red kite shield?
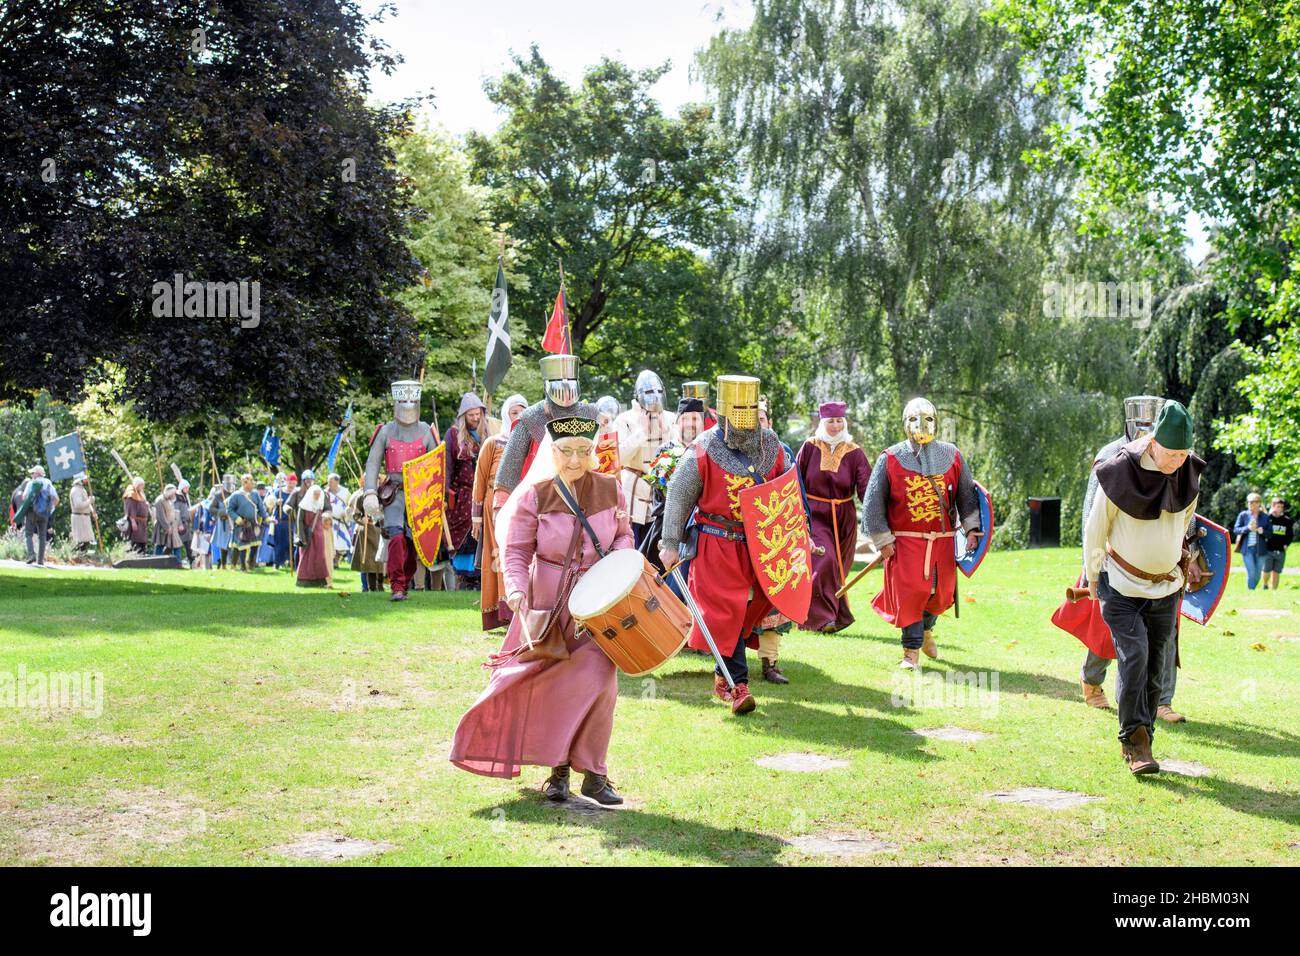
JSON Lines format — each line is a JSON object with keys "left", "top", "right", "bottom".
{"left": 739, "top": 465, "right": 813, "bottom": 624}
{"left": 403, "top": 442, "right": 447, "bottom": 568}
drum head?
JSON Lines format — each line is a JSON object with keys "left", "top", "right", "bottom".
{"left": 568, "top": 549, "right": 645, "bottom": 619}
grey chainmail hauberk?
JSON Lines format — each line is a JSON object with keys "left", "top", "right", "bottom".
{"left": 661, "top": 424, "right": 789, "bottom": 551}
{"left": 863, "top": 439, "right": 982, "bottom": 549}
{"left": 1079, "top": 434, "right": 1126, "bottom": 581}
{"left": 494, "top": 397, "right": 602, "bottom": 494}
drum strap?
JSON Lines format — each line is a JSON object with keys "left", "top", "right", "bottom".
{"left": 554, "top": 477, "right": 608, "bottom": 560}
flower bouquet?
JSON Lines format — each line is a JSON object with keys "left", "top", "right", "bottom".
{"left": 641, "top": 446, "right": 684, "bottom": 492}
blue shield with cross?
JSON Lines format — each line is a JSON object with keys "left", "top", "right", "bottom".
{"left": 44, "top": 432, "right": 86, "bottom": 481}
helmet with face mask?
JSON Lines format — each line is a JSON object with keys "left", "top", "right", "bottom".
{"left": 540, "top": 354, "right": 579, "bottom": 408}
{"left": 717, "top": 375, "right": 760, "bottom": 430}
{"left": 903, "top": 397, "right": 937, "bottom": 445}
{"left": 634, "top": 369, "right": 666, "bottom": 414}
{"left": 595, "top": 395, "right": 619, "bottom": 424}
{"left": 391, "top": 379, "right": 422, "bottom": 427}
{"left": 1123, "top": 395, "right": 1164, "bottom": 442}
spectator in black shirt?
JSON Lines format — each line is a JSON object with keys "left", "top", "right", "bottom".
{"left": 1263, "top": 496, "right": 1294, "bottom": 590}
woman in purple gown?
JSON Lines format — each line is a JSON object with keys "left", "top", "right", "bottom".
{"left": 797, "top": 401, "right": 872, "bottom": 633}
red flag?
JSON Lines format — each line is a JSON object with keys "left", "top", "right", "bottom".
{"left": 541, "top": 287, "right": 571, "bottom": 353}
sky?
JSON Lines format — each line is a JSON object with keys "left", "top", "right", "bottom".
{"left": 358, "top": 0, "right": 752, "bottom": 137}
{"left": 358, "top": 0, "right": 1208, "bottom": 263}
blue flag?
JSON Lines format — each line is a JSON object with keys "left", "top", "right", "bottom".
{"left": 45, "top": 432, "right": 86, "bottom": 481}
{"left": 260, "top": 425, "right": 280, "bottom": 467}
{"left": 325, "top": 402, "right": 352, "bottom": 475}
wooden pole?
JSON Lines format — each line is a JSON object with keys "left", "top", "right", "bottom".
{"left": 75, "top": 430, "right": 106, "bottom": 554}
{"left": 558, "top": 258, "right": 571, "bottom": 350}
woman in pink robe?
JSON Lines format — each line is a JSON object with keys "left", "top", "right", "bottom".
{"left": 295, "top": 485, "right": 332, "bottom": 588}
{"left": 450, "top": 416, "right": 634, "bottom": 805}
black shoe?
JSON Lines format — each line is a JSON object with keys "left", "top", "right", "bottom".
{"left": 580, "top": 772, "right": 623, "bottom": 805}
{"left": 24, "top": 557, "right": 35, "bottom": 564}
{"left": 542, "top": 765, "right": 570, "bottom": 801}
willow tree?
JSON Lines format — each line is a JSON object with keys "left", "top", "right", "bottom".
{"left": 698, "top": 0, "right": 1141, "bottom": 541}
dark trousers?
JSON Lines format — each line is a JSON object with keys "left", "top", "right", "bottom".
{"left": 715, "top": 634, "right": 749, "bottom": 686}
{"left": 23, "top": 514, "right": 49, "bottom": 563}
{"left": 1096, "top": 572, "right": 1179, "bottom": 744}
{"left": 900, "top": 612, "right": 938, "bottom": 649}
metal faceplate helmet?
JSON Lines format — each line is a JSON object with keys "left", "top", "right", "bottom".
{"left": 221, "top": 472, "right": 237, "bottom": 493}
{"left": 634, "top": 369, "right": 666, "bottom": 413}
{"left": 540, "top": 354, "right": 579, "bottom": 408}
{"left": 391, "top": 379, "right": 422, "bottom": 426}
{"left": 1123, "top": 395, "right": 1165, "bottom": 441}
{"left": 717, "top": 375, "right": 761, "bottom": 430}
{"left": 595, "top": 395, "right": 619, "bottom": 423}
{"left": 903, "top": 397, "right": 938, "bottom": 445}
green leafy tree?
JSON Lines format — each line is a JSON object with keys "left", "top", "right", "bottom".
{"left": 394, "top": 125, "right": 540, "bottom": 422}
{"left": 466, "top": 48, "right": 745, "bottom": 394}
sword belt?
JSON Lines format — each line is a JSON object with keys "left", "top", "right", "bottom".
{"left": 698, "top": 510, "right": 744, "bottom": 530}
{"left": 698, "top": 523, "right": 746, "bottom": 543}
{"left": 893, "top": 529, "right": 956, "bottom": 580}
{"left": 1105, "top": 543, "right": 1178, "bottom": 583}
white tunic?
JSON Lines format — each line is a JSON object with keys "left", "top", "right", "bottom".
{"left": 614, "top": 403, "right": 676, "bottom": 525}
{"left": 1083, "top": 448, "right": 1197, "bottom": 599}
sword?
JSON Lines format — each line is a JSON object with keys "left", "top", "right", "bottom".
{"left": 660, "top": 559, "right": 736, "bottom": 690}
{"left": 835, "top": 554, "right": 883, "bottom": 599}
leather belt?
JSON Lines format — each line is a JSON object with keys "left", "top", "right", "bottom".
{"left": 1105, "top": 543, "right": 1178, "bottom": 583}
{"left": 698, "top": 510, "right": 744, "bottom": 530}
{"left": 893, "top": 529, "right": 956, "bottom": 580}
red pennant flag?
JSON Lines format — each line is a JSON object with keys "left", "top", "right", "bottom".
{"left": 541, "top": 287, "right": 571, "bottom": 354}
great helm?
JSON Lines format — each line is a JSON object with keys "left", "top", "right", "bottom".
{"left": 716, "top": 375, "right": 760, "bottom": 430}
{"left": 1123, "top": 395, "right": 1164, "bottom": 442}
{"left": 681, "top": 380, "right": 709, "bottom": 401}
{"left": 540, "top": 354, "right": 579, "bottom": 408}
{"left": 634, "top": 369, "right": 666, "bottom": 413}
{"left": 391, "top": 379, "right": 422, "bottom": 426}
{"left": 903, "top": 397, "right": 937, "bottom": 445}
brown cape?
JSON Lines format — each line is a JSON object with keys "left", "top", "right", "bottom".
{"left": 1095, "top": 437, "right": 1202, "bottom": 520}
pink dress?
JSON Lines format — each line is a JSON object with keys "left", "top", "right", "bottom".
{"left": 449, "top": 472, "right": 633, "bottom": 778}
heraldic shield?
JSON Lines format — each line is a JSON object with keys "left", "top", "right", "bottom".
{"left": 739, "top": 464, "right": 813, "bottom": 624}
{"left": 402, "top": 443, "right": 447, "bottom": 568}
{"left": 1180, "top": 514, "right": 1230, "bottom": 626}
{"left": 956, "top": 481, "right": 994, "bottom": 578}
{"left": 1051, "top": 512, "right": 1231, "bottom": 659}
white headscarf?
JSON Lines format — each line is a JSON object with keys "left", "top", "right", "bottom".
{"left": 300, "top": 484, "right": 325, "bottom": 514}
{"left": 814, "top": 420, "right": 853, "bottom": 447}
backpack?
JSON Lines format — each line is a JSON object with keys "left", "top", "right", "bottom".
{"left": 29, "top": 479, "right": 53, "bottom": 519}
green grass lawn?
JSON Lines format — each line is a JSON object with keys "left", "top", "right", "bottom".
{"left": 0, "top": 545, "right": 1296, "bottom": 866}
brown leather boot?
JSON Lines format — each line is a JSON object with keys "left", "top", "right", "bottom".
{"left": 580, "top": 772, "right": 623, "bottom": 806}
{"left": 1081, "top": 680, "right": 1110, "bottom": 709}
{"left": 1156, "top": 704, "right": 1186, "bottom": 723}
{"left": 899, "top": 648, "right": 920, "bottom": 669}
{"left": 922, "top": 629, "right": 938, "bottom": 659}
{"left": 542, "top": 764, "right": 570, "bottom": 801}
{"left": 1121, "top": 726, "right": 1160, "bottom": 775}
{"left": 761, "top": 658, "right": 789, "bottom": 684}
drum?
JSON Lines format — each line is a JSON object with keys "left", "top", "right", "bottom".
{"left": 568, "top": 549, "right": 692, "bottom": 675}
